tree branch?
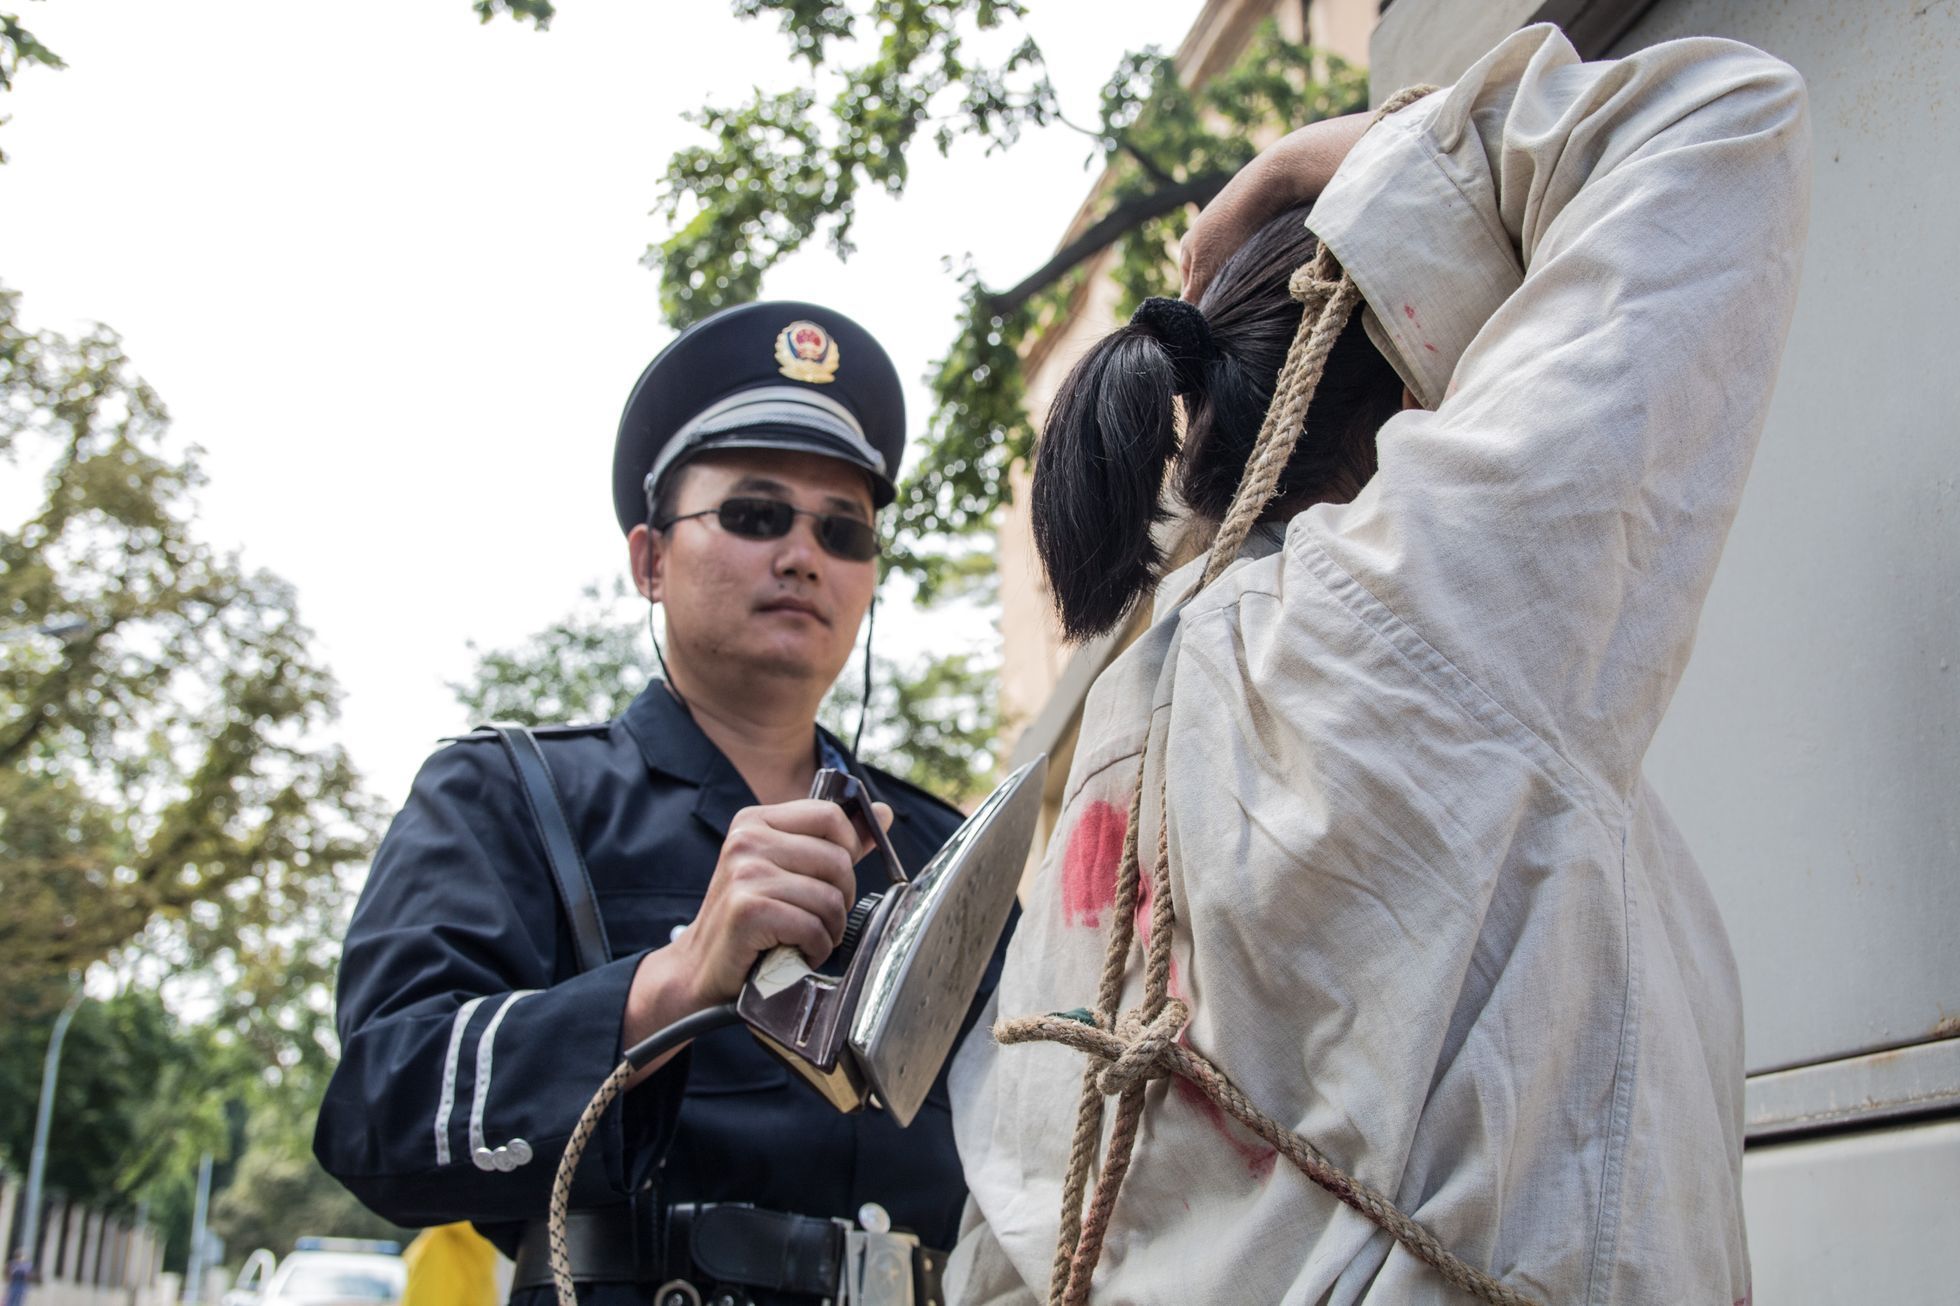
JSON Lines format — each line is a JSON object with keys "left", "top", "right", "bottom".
{"left": 980, "top": 171, "right": 1233, "bottom": 315}
{"left": 1051, "top": 110, "right": 1179, "bottom": 189}
{"left": 1120, "top": 142, "right": 1180, "bottom": 190}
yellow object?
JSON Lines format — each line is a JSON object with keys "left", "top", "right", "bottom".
{"left": 401, "top": 1223, "right": 500, "bottom": 1306}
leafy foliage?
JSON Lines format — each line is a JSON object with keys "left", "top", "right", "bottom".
{"left": 0, "top": 10, "right": 65, "bottom": 162}
{"left": 449, "top": 580, "right": 656, "bottom": 727}
{"left": 651, "top": 2, "right": 1051, "bottom": 327}
{"left": 886, "top": 265, "right": 1080, "bottom": 601}
{"left": 650, "top": 6, "right": 1366, "bottom": 585}
{"left": 0, "top": 986, "right": 396, "bottom": 1268}
{"left": 0, "top": 988, "right": 238, "bottom": 1265}
{"left": 471, "top": 0, "right": 556, "bottom": 29}
{"left": 914, "top": 28, "right": 1364, "bottom": 570}
{"left": 209, "top": 1091, "right": 410, "bottom": 1261}
{"left": 0, "top": 288, "right": 378, "bottom": 1067}
{"left": 819, "top": 649, "right": 999, "bottom": 804}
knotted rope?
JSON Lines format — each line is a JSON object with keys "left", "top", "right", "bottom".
{"left": 1201, "top": 80, "right": 1438, "bottom": 588}
{"left": 992, "top": 84, "right": 1540, "bottom": 1306}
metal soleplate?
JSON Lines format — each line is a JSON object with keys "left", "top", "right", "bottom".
{"left": 848, "top": 756, "right": 1046, "bottom": 1126}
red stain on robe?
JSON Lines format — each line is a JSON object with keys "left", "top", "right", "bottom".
{"left": 1174, "top": 1075, "right": 1279, "bottom": 1180}
{"left": 1061, "top": 800, "right": 1126, "bottom": 927}
{"left": 1067, "top": 799, "right": 1275, "bottom": 1177}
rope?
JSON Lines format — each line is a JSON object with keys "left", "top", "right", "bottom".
{"left": 1201, "top": 81, "right": 1441, "bottom": 589}
{"left": 993, "top": 1011, "right": 1539, "bottom": 1306}
{"left": 546, "top": 1057, "right": 634, "bottom": 1306}
{"left": 1044, "top": 775, "right": 1150, "bottom": 1297}
{"left": 993, "top": 84, "right": 1540, "bottom": 1306}
{"left": 1200, "top": 244, "right": 1359, "bottom": 586}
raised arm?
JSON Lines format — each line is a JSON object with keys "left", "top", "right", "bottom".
{"left": 1179, "top": 112, "right": 1372, "bottom": 302}
{"left": 1290, "top": 26, "right": 1810, "bottom": 799}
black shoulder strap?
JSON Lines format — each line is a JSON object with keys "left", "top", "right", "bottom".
{"left": 489, "top": 723, "right": 614, "bottom": 975}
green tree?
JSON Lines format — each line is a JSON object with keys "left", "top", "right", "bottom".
{"left": 208, "top": 1090, "right": 410, "bottom": 1260}
{"left": 0, "top": 988, "right": 237, "bottom": 1264}
{"left": 0, "top": 989, "right": 395, "bottom": 1269}
{"left": 819, "top": 650, "right": 999, "bottom": 805}
{"left": 449, "top": 580, "right": 656, "bottom": 728}
{"left": 0, "top": 11, "right": 65, "bottom": 162}
{"left": 0, "top": 289, "right": 377, "bottom": 1065}
{"left": 650, "top": 3, "right": 1366, "bottom": 590}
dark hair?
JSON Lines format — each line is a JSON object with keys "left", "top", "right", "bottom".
{"left": 1031, "top": 206, "right": 1405, "bottom": 640}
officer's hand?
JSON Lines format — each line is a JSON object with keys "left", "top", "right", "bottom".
{"left": 645, "top": 798, "right": 893, "bottom": 1019}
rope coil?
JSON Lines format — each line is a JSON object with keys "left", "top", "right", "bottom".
{"left": 992, "top": 84, "right": 1542, "bottom": 1306}
{"left": 546, "top": 1058, "right": 634, "bottom": 1306}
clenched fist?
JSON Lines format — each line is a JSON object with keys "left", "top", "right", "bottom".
{"left": 622, "top": 796, "right": 892, "bottom": 1062}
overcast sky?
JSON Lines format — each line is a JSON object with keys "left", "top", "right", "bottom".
{"left": 4, "top": 1, "right": 1200, "bottom": 805}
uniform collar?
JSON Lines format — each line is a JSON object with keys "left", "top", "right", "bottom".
{"left": 617, "top": 680, "right": 904, "bottom": 835}
{"left": 620, "top": 679, "right": 722, "bottom": 782}
{"left": 619, "top": 681, "right": 755, "bottom": 836}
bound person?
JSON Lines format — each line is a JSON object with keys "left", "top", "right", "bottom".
{"left": 316, "top": 302, "right": 1010, "bottom": 1306}
{"left": 949, "top": 25, "right": 1808, "bottom": 1304}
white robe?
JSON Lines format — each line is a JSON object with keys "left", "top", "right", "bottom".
{"left": 949, "top": 24, "right": 1810, "bottom": 1306}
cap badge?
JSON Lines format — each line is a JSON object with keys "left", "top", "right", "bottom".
{"left": 774, "top": 321, "right": 841, "bottom": 384}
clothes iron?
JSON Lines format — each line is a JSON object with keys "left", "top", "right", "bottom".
{"left": 737, "top": 757, "right": 1046, "bottom": 1126}
{"left": 547, "top": 759, "right": 1044, "bottom": 1306}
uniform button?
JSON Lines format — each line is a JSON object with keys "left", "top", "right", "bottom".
{"left": 491, "top": 1146, "right": 517, "bottom": 1173}
{"left": 471, "top": 1147, "right": 497, "bottom": 1172}
{"left": 506, "top": 1138, "right": 533, "bottom": 1166}
{"left": 857, "top": 1202, "right": 891, "bottom": 1234}
{"left": 669, "top": 922, "right": 688, "bottom": 943}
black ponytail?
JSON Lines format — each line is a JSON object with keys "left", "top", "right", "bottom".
{"left": 1030, "top": 328, "right": 1182, "bottom": 643}
{"left": 1033, "top": 205, "right": 1405, "bottom": 641}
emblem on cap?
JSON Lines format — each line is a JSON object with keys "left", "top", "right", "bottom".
{"left": 774, "top": 321, "right": 841, "bottom": 384}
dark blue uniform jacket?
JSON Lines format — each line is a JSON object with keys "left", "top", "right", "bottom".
{"left": 314, "top": 682, "right": 1010, "bottom": 1274}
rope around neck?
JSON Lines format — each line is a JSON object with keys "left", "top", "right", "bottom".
{"left": 990, "top": 84, "right": 1541, "bottom": 1306}
{"left": 1202, "top": 81, "right": 1438, "bottom": 588}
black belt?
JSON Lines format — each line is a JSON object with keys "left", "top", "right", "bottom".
{"left": 512, "top": 1203, "right": 946, "bottom": 1304}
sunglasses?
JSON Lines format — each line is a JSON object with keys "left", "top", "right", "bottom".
{"left": 656, "top": 497, "right": 880, "bottom": 562}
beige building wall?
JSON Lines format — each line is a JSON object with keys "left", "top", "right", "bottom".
{"left": 995, "top": 0, "right": 1381, "bottom": 880}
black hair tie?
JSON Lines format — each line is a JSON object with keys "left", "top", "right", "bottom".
{"left": 1130, "top": 297, "right": 1218, "bottom": 397}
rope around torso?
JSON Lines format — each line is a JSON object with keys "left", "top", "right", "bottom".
{"left": 989, "top": 83, "right": 1542, "bottom": 1306}
{"left": 992, "top": 1008, "right": 1540, "bottom": 1306}
{"left": 990, "top": 771, "right": 1538, "bottom": 1306}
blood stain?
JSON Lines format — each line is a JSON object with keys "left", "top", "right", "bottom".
{"left": 1174, "top": 1073, "right": 1277, "bottom": 1178}
{"left": 1062, "top": 800, "right": 1126, "bottom": 927}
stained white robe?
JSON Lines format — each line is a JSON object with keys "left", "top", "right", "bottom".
{"left": 949, "top": 24, "right": 1810, "bottom": 1305}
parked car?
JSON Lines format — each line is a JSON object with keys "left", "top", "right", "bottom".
{"left": 227, "top": 1240, "right": 404, "bottom": 1306}
{"left": 222, "top": 1249, "right": 278, "bottom": 1306}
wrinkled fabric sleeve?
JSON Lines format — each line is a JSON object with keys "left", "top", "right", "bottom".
{"left": 1303, "top": 25, "right": 1811, "bottom": 799}
{"left": 315, "top": 742, "right": 686, "bottom": 1226}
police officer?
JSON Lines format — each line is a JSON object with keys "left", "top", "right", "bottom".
{"left": 315, "top": 302, "right": 1007, "bottom": 1306}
